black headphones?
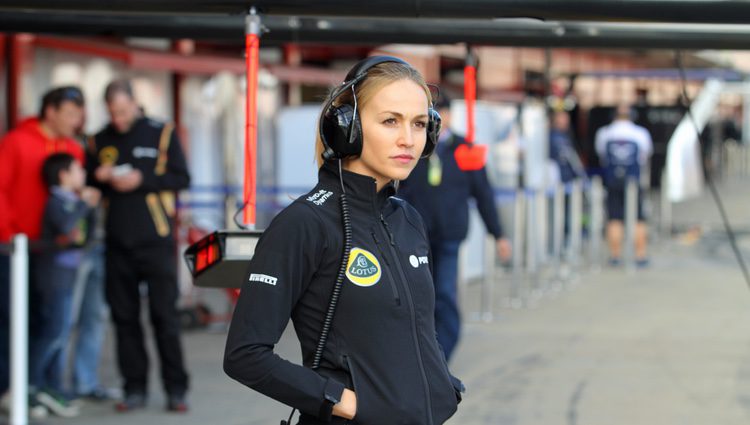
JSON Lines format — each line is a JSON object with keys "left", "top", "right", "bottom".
{"left": 319, "top": 55, "right": 441, "bottom": 161}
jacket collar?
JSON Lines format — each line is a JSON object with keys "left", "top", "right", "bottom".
{"left": 50, "top": 186, "right": 79, "bottom": 202}
{"left": 107, "top": 116, "right": 147, "bottom": 136}
{"left": 319, "top": 161, "right": 395, "bottom": 212}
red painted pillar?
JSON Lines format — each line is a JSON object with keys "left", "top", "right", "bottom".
{"left": 464, "top": 49, "right": 477, "bottom": 144}
{"left": 243, "top": 11, "right": 261, "bottom": 228}
{"left": 8, "top": 34, "right": 34, "bottom": 129}
{"left": 455, "top": 46, "right": 486, "bottom": 172}
{"left": 0, "top": 34, "right": 6, "bottom": 135}
{"left": 172, "top": 39, "right": 194, "bottom": 130}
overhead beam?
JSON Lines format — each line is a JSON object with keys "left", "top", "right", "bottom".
{"left": 4, "top": 13, "right": 750, "bottom": 50}
{"left": 1, "top": 1, "right": 750, "bottom": 23}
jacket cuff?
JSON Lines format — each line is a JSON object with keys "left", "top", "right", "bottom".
{"left": 317, "top": 377, "right": 346, "bottom": 422}
{"left": 450, "top": 375, "right": 465, "bottom": 404}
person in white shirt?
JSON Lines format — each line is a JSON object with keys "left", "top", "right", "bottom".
{"left": 595, "top": 104, "right": 653, "bottom": 267}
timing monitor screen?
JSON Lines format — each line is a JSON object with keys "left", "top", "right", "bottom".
{"left": 184, "top": 230, "right": 263, "bottom": 288}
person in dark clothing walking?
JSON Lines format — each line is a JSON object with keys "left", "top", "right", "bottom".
{"left": 224, "top": 56, "right": 463, "bottom": 425}
{"left": 87, "top": 80, "right": 190, "bottom": 412}
{"left": 399, "top": 94, "right": 511, "bottom": 361}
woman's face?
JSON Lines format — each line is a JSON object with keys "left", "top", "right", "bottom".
{"left": 346, "top": 78, "right": 429, "bottom": 190}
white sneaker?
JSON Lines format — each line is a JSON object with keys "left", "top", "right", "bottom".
{"left": 35, "top": 390, "right": 80, "bottom": 418}
{"left": 29, "top": 403, "right": 49, "bottom": 420}
{"left": 1, "top": 391, "right": 50, "bottom": 419}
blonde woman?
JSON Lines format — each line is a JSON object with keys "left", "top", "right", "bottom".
{"left": 224, "top": 56, "right": 463, "bottom": 425}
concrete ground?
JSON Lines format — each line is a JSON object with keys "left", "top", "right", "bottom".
{"left": 10, "top": 175, "right": 750, "bottom": 425}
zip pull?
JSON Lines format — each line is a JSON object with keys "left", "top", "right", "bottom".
{"left": 371, "top": 232, "right": 391, "bottom": 265}
{"left": 380, "top": 214, "right": 396, "bottom": 246}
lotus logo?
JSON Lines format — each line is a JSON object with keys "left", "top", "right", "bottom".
{"left": 346, "top": 248, "right": 381, "bottom": 287}
{"left": 99, "top": 146, "right": 119, "bottom": 165}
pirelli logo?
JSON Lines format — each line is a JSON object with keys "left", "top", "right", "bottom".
{"left": 249, "top": 273, "right": 278, "bottom": 286}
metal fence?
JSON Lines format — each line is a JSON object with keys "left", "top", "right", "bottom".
{"left": 464, "top": 176, "right": 650, "bottom": 319}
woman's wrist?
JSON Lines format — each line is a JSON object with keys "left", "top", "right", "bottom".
{"left": 332, "top": 388, "right": 357, "bottom": 419}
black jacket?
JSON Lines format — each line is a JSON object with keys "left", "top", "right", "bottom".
{"left": 87, "top": 117, "right": 190, "bottom": 248}
{"left": 399, "top": 133, "right": 502, "bottom": 242}
{"left": 224, "top": 163, "right": 462, "bottom": 425}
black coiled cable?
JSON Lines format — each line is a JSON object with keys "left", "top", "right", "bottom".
{"left": 282, "top": 191, "right": 353, "bottom": 425}
{"left": 312, "top": 193, "right": 352, "bottom": 368}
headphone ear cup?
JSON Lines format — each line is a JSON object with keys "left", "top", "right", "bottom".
{"left": 422, "top": 107, "right": 442, "bottom": 158}
{"left": 322, "top": 103, "right": 362, "bottom": 159}
{"left": 350, "top": 113, "right": 363, "bottom": 155}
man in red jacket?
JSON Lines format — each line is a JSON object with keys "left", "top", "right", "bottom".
{"left": 0, "top": 86, "right": 85, "bottom": 406}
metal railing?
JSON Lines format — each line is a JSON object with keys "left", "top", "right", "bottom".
{"left": 467, "top": 175, "right": 647, "bottom": 319}
{"left": 9, "top": 234, "right": 29, "bottom": 425}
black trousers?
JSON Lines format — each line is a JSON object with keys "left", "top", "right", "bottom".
{"left": 105, "top": 243, "right": 189, "bottom": 396}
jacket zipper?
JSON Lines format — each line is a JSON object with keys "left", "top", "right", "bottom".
{"left": 371, "top": 231, "right": 401, "bottom": 305}
{"left": 344, "top": 355, "right": 359, "bottom": 392}
{"left": 379, "top": 213, "right": 434, "bottom": 425}
{"left": 342, "top": 355, "right": 359, "bottom": 425}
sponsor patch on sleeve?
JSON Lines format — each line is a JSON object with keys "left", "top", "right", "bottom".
{"left": 249, "top": 273, "right": 278, "bottom": 286}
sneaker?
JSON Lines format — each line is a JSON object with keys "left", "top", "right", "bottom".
{"left": 78, "top": 387, "right": 116, "bottom": 402}
{"left": 0, "top": 391, "right": 49, "bottom": 419}
{"left": 35, "top": 389, "right": 80, "bottom": 418}
{"left": 166, "top": 393, "right": 188, "bottom": 413}
{"left": 636, "top": 258, "right": 650, "bottom": 268}
{"left": 115, "top": 392, "right": 146, "bottom": 412}
{"left": 29, "top": 403, "right": 50, "bottom": 420}
{"left": 607, "top": 257, "right": 621, "bottom": 267}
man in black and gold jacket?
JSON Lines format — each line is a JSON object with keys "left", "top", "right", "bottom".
{"left": 87, "top": 80, "right": 190, "bottom": 413}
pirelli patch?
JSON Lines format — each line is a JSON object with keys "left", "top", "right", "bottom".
{"left": 346, "top": 248, "right": 381, "bottom": 287}
{"left": 249, "top": 273, "right": 277, "bottom": 286}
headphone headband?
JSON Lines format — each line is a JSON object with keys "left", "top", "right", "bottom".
{"left": 319, "top": 55, "right": 440, "bottom": 161}
{"left": 321, "top": 55, "right": 411, "bottom": 122}
{"left": 344, "top": 55, "right": 409, "bottom": 83}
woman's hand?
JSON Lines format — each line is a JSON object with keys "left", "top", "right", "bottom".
{"left": 332, "top": 388, "right": 357, "bottom": 420}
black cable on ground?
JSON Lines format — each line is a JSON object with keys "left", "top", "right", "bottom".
{"left": 675, "top": 50, "right": 750, "bottom": 289}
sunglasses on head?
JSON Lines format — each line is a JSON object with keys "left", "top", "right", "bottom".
{"left": 57, "top": 87, "right": 84, "bottom": 103}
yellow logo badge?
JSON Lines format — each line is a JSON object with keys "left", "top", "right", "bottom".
{"left": 99, "top": 146, "right": 119, "bottom": 165}
{"left": 346, "top": 248, "right": 381, "bottom": 287}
